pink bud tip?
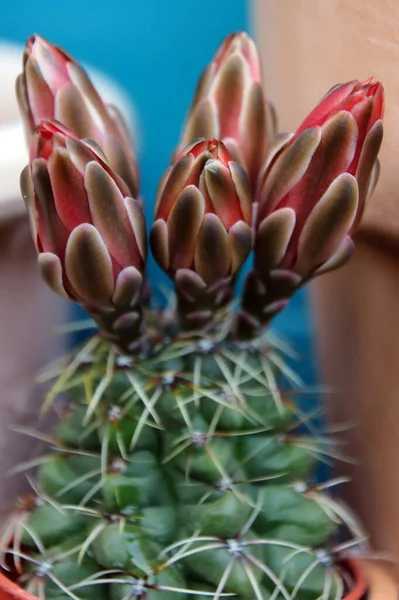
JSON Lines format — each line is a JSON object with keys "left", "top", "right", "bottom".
{"left": 295, "top": 79, "right": 384, "bottom": 139}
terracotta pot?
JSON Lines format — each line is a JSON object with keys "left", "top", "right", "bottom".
{"left": 0, "top": 559, "right": 394, "bottom": 600}
{"left": 252, "top": 0, "right": 399, "bottom": 577}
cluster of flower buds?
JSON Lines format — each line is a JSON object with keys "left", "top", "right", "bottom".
{"left": 237, "top": 78, "right": 384, "bottom": 337}
{"left": 17, "top": 31, "right": 385, "bottom": 344}
{"left": 151, "top": 138, "right": 252, "bottom": 329}
{"left": 17, "top": 35, "right": 139, "bottom": 198}
{"left": 179, "top": 32, "right": 274, "bottom": 191}
{"left": 17, "top": 37, "right": 146, "bottom": 353}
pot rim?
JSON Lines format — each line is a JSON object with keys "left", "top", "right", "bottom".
{"left": 343, "top": 558, "right": 367, "bottom": 599}
{"left": 0, "top": 567, "right": 34, "bottom": 600}
{"left": 0, "top": 558, "right": 382, "bottom": 600}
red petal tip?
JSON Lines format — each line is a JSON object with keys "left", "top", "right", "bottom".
{"left": 25, "top": 35, "right": 37, "bottom": 54}
{"left": 37, "top": 119, "right": 76, "bottom": 140}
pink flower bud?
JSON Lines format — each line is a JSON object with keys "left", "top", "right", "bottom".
{"left": 256, "top": 79, "right": 384, "bottom": 280}
{"left": 179, "top": 32, "right": 273, "bottom": 191}
{"left": 22, "top": 120, "right": 146, "bottom": 311}
{"left": 150, "top": 138, "right": 253, "bottom": 286}
{"left": 17, "top": 35, "right": 139, "bottom": 197}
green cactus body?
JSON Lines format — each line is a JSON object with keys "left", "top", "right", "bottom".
{"left": 3, "top": 336, "right": 360, "bottom": 600}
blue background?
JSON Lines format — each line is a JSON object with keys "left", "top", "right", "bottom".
{"left": 1, "top": 0, "right": 315, "bottom": 384}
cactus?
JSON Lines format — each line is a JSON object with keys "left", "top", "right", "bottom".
{"left": 1, "top": 33, "right": 384, "bottom": 600}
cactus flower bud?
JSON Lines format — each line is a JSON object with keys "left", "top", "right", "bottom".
{"left": 151, "top": 138, "right": 252, "bottom": 283}
{"left": 21, "top": 120, "right": 147, "bottom": 353}
{"left": 237, "top": 79, "right": 384, "bottom": 339}
{"left": 179, "top": 32, "right": 273, "bottom": 191}
{"left": 151, "top": 138, "right": 253, "bottom": 330}
{"left": 256, "top": 79, "right": 383, "bottom": 280}
{"left": 17, "top": 35, "right": 139, "bottom": 197}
